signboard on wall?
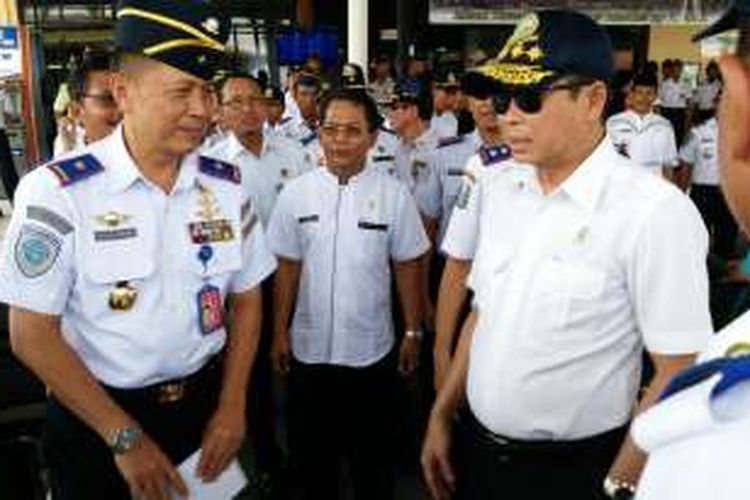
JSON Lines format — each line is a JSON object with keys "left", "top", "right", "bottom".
{"left": 0, "top": 26, "right": 20, "bottom": 77}
{"left": 430, "top": 0, "right": 731, "bottom": 25}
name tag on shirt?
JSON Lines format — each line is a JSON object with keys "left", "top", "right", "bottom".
{"left": 358, "top": 221, "right": 389, "bottom": 232}
{"left": 298, "top": 214, "right": 319, "bottom": 224}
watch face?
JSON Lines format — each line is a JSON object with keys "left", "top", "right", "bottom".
{"left": 111, "top": 427, "right": 142, "bottom": 454}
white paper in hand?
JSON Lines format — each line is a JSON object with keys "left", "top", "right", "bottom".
{"left": 172, "top": 449, "right": 247, "bottom": 499}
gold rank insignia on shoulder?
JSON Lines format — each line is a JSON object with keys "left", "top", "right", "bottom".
{"left": 109, "top": 281, "right": 138, "bottom": 311}
{"left": 96, "top": 211, "right": 132, "bottom": 228}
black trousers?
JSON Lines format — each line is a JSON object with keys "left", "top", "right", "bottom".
{"left": 246, "top": 277, "right": 281, "bottom": 475}
{"left": 691, "top": 184, "right": 739, "bottom": 261}
{"left": 0, "top": 128, "right": 17, "bottom": 203}
{"left": 454, "top": 409, "right": 627, "bottom": 500}
{"left": 43, "top": 358, "right": 222, "bottom": 500}
{"left": 660, "top": 107, "right": 687, "bottom": 146}
{"left": 288, "top": 352, "right": 398, "bottom": 500}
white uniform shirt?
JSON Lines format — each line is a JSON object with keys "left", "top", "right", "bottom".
{"left": 659, "top": 78, "right": 690, "bottom": 109}
{"left": 282, "top": 89, "right": 301, "bottom": 121}
{"left": 278, "top": 116, "right": 317, "bottom": 145}
{"left": 466, "top": 137, "right": 711, "bottom": 440}
{"left": 0, "top": 126, "right": 277, "bottom": 388}
{"left": 420, "top": 131, "right": 496, "bottom": 243}
{"left": 606, "top": 110, "right": 679, "bottom": 175}
{"left": 430, "top": 112, "right": 458, "bottom": 140}
{"left": 266, "top": 166, "right": 430, "bottom": 367}
{"left": 693, "top": 79, "right": 722, "bottom": 111}
{"left": 440, "top": 154, "right": 532, "bottom": 261}
{"left": 205, "top": 131, "right": 313, "bottom": 225}
{"left": 680, "top": 117, "right": 719, "bottom": 186}
{"left": 391, "top": 127, "right": 440, "bottom": 216}
{"left": 634, "top": 311, "right": 750, "bottom": 500}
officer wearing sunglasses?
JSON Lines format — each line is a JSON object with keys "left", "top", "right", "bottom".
{"left": 421, "top": 9, "right": 712, "bottom": 500}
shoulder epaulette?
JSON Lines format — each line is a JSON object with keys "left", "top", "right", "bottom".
{"left": 301, "top": 132, "right": 318, "bottom": 146}
{"left": 199, "top": 156, "right": 241, "bottom": 184}
{"left": 479, "top": 144, "right": 512, "bottom": 166}
{"left": 279, "top": 116, "right": 293, "bottom": 125}
{"left": 378, "top": 126, "right": 396, "bottom": 135}
{"left": 372, "top": 155, "right": 395, "bottom": 163}
{"left": 47, "top": 154, "right": 104, "bottom": 187}
{"left": 438, "top": 135, "right": 465, "bottom": 148}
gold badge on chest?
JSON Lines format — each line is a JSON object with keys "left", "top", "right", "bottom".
{"left": 109, "top": 281, "right": 138, "bottom": 311}
{"left": 189, "top": 183, "right": 235, "bottom": 244}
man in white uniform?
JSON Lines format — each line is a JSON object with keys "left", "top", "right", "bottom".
{"left": 0, "top": 2, "right": 277, "bottom": 498}
{"left": 207, "top": 73, "right": 313, "bottom": 226}
{"left": 430, "top": 69, "right": 460, "bottom": 140}
{"left": 680, "top": 111, "right": 738, "bottom": 261}
{"left": 267, "top": 88, "right": 429, "bottom": 500}
{"left": 607, "top": 71, "right": 680, "bottom": 181}
{"left": 421, "top": 10, "right": 712, "bottom": 500}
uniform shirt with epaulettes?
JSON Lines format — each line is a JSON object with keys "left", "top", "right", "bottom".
{"left": 634, "top": 309, "right": 750, "bottom": 500}
{"left": 369, "top": 126, "right": 399, "bottom": 176}
{"left": 693, "top": 79, "right": 722, "bottom": 111}
{"left": 606, "top": 110, "right": 679, "bottom": 175}
{"left": 418, "top": 131, "right": 513, "bottom": 244}
{"left": 0, "top": 126, "right": 277, "bottom": 389}
{"left": 266, "top": 164, "right": 430, "bottom": 367}
{"left": 680, "top": 117, "right": 719, "bottom": 186}
{"left": 439, "top": 148, "right": 531, "bottom": 261}
{"left": 205, "top": 130, "right": 314, "bottom": 226}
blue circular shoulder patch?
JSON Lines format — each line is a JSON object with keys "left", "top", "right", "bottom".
{"left": 14, "top": 224, "right": 62, "bottom": 278}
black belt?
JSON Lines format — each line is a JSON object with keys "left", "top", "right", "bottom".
{"left": 103, "top": 355, "right": 222, "bottom": 406}
{"left": 460, "top": 408, "right": 628, "bottom": 458}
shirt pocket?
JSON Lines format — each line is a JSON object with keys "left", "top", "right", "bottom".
{"left": 531, "top": 258, "right": 607, "bottom": 332}
{"left": 78, "top": 224, "right": 156, "bottom": 320}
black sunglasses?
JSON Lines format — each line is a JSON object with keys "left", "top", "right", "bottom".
{"left": 491, "top": 79, "right": 595, "bottom": 115}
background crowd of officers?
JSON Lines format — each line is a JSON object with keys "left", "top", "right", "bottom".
{"left": 6, "top": 4, "right": 740, "bottom": 499}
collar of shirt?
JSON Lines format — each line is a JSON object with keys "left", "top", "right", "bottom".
{"left": 539, "top": 136, "right": 612, "bottom": 214}
{"left": 404, "top": 127, "right": 436, "bottom": 150}
{"left": 321, "top": 161, "right": 374, "bottom": 186}
{"left": 225, "top": 130, "right": 273, "bottom": 161}
{"left": 105, "top": 124, "right": 199, "bottom": 195}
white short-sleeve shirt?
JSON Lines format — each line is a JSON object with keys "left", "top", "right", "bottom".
{"left": 266, "top": 165, "right": 430, "bottom": 367}
{"left": 634, "top": 311, "right": 750, "bottom": 500}
{"left": 440, "top": 154, "right": 531, "bottom": 260}
{"left": 693, "top": 80, "right": 722, "bottom": 111}
{"left": 659, "top": 79, "right": 690, "bottom": 109}
{"left": 680, "top": 117, "right": 719, "bottom": 186}
{"left": 466, "top": 136, "right": 712, "bottom": 440}
{"left": 205, "top": 131, "right": 313, "bottom": 225}
{"left": 430, "top": 112, "right": 458, "bottom": 140}
{"left": 0, "top": 126, "right": 277, "bottom": 388}
{"left": 392, "top": 127, "right": 440, "bottom": 216}
{"left": 606, "top": 110, "right": 679, "bottom": 175}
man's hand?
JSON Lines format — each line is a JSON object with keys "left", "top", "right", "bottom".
{"left": 114, "top": 433, "right": 188, "bottom": 500}
{"left": 398, "top": 335, "right": 421, "bottom": 377}
{"left": 196, "top": 405, "right": 246, "bottom": 482}
{"left": 421, "top": 410, "right": 456, "bottom": 500}
{"left": 271, "top": 330, "right": 291, "bottom": 376}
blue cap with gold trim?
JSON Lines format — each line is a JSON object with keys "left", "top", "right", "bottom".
{"left": 114, "top": 0, "right": 230, "bottom": 81}
{"left": 474, "top": 9, "right": 613, "bottom": 88}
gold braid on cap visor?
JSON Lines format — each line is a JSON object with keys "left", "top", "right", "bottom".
{"left": 476, "top": 62, "right": 555, "bottom": 86}
{"left": 116, "top": 7, "right": 226, "bottom": 55}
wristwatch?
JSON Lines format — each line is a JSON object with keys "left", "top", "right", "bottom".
{"left": 603, "top": 477, "right": 636, "bottom": 499}
{"left": 109, "top": 426, "right": 143, "bottom": 455}
{"left": 405, "top": 329, "right": 423, "bottom": 341}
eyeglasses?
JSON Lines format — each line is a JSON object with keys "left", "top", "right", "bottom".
{"left": 491, "top": 78, "right": 595, "bottom": 115}
{"left": 320, "top": 123, "right": 367, "bottom": 140}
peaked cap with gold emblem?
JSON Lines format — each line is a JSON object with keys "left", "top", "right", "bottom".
{"left": 114, "top": 0, "right": 230, "bottom": 81}
{"left": 473, "top": 9, "right": 614, "bottom": 88}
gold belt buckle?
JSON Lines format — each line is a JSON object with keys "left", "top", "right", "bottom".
{"left": 158, "top": 382, "right": 185, "bottom": 404}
